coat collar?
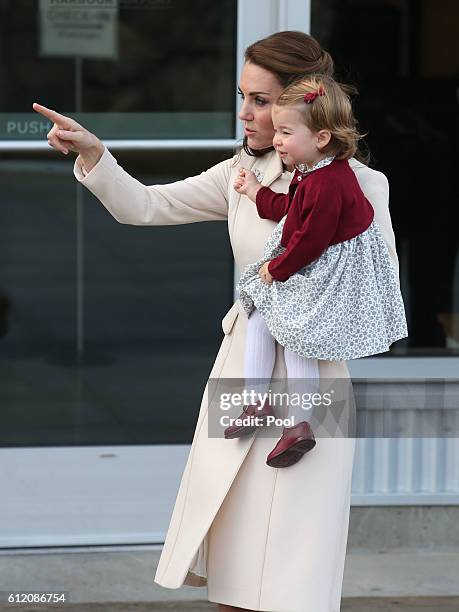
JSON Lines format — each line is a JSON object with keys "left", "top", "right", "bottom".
{"left": 245, "top": 149, "right": 287, "bottom": 188}
{"left": 261, "top": 151, "right": 285, "bottom": 187}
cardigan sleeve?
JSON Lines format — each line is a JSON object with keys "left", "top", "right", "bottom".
{"left": 267, "top": 179, "right": 342, "bottom": 282}
{"left": 73, "top": 146, "right": 231, "bottom": 225}
{"left": 255, "top": 186, "right": 291, "bottom": 222}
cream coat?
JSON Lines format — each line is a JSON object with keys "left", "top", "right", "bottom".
{"left": 74, "top": 148, "right": 398, "bottom": 612}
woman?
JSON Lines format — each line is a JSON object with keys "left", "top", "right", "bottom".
{"left": 34, "top": 31, "right": 399, "bottom": 612}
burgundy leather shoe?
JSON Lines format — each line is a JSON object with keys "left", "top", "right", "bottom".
{"left": 266, "top": 421, "right": 316, "bottom": 468}
{"left": 224, "top": 400, "right": 274, "bottom": 439}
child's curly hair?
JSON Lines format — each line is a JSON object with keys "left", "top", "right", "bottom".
{"left": 274, "top": 74, "right": 366, "bottom": 160}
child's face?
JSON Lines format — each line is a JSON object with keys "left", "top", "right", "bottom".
{"left": 272, "top": 106, "right": 328, "bottom": 167}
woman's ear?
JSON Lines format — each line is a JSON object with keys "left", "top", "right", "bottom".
{"left": 316, "top": 129, "right": 331, "bottom": 150}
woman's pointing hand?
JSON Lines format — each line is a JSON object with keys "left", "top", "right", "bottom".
{"left": 32, "top": 102, "right": 105, "bottom": 172}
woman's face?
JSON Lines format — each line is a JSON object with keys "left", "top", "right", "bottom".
{"left": 238, "top": 62, "right": 284, "bottom": 150}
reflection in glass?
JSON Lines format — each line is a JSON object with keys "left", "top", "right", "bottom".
{"left": 0, "top": 150, "right": 234, "bottom": 446}
{"left": 0, "top": 0, "right": 237, "bottom": 139}
{"left": 312, "top": 0, "right": 459, "bottom": 355}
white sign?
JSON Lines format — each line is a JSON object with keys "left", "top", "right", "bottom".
{"left": 39, "top": 0, "right": 118, "bottom": 59}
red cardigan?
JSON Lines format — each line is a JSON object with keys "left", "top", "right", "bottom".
{"left": 255, "top": 158, "right": 375, "bottom": 282}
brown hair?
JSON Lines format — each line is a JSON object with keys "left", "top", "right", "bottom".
{"left": 237, "top": 30, "right": 369, "bottom": 164}
{"left": 240, "top": 31, "right": 334, "bottom": 158}
{"left": 245, "top": 30, "right": 334, "bottom": 87}
{"left": 274, "top": 74, "right": 366, "bottom": 160}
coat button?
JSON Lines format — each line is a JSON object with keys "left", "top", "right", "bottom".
{"left": 298, "top": 176, "right": 302, "bottom": 181}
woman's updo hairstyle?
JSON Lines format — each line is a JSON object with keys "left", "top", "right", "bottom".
{"left": 244, "top": 30, "right": 334, "bottom": 89}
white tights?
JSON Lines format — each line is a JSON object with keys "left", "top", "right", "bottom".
{"left": 244, "top": 308, "right": 319, "bottom": 424}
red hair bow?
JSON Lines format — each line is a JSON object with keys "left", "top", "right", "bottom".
{"left": 304, "top": 87, "right": 325, "bottom": 103}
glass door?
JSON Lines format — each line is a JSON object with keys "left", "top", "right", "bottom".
{"left": 1, "top": 0, "right": 312, "bottom": 549}
{"left": 0, "top": 0, "right": 313, "bottom": 548}
{"left": 0, "top": 0, "right": 237, "bottom": 547}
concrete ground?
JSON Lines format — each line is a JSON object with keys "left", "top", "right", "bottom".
{"left": 0, "top": 598, "right": 459, "bottom": 611}
{"left": 0, "top": 546, "right": 459, "bottom": 611}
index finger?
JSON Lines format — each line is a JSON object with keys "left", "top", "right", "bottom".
{"left": 32, "top": 102, "right": 73, "bottom": 128}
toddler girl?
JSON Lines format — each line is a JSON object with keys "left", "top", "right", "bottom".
{"left": 224, "top": 75, "right": 408, "bottom": 468}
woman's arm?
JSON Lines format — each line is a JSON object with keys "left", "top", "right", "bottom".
{"left": 32, "top": 103, "right": 230, "bottom": 226}
{"left": 349, "top": 160, "right": 400, "bottom": 279}
{"left": 74, "top": 147, "right": 231, "bottom": 226}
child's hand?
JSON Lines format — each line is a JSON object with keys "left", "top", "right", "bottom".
{"left": 258, "top": 261, "right": 273, "bottom": 285}
{"left": 234, "top": 168, "right": 262, "bottom": 202}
